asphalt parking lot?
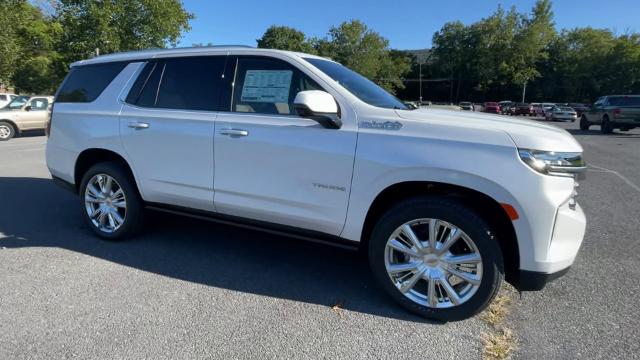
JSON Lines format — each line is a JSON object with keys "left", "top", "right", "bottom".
{"left": 1, "top": 121, "right": 639, "bottom": 359}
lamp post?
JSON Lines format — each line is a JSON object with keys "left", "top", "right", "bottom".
{"left": 419, "top": 62, "right": 423, "bottom": 104}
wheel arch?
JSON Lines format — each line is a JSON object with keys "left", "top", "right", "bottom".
{"left": 74, "top": 148, "right": 139, "bottom": 193}
{"left": 360, "top": 181, "right": 520, "bottom": 284}
{"left": 0, "top": 119, "right": 20, "bottom": 134}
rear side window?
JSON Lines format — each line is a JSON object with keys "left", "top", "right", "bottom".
{"left": 0, "top": 95, "right": 6, "bottom": 101}
{"left": 127, "top": 56, "right": 227, "bottom": 111}
{"left": 56, "top": 62, "right": 127, "bottom": 103}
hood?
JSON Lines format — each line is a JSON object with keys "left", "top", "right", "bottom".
{"left": 395, "top": 108, "right": 583, "bottom": 153}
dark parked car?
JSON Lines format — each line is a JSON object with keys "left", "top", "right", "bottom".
{"left": 498, "top": 101, "right": 514, "bottom": 115}
{"left": 513, "top": 103, "right": 533, "bottom": 116}
{"left": 568, "top": 103, "right": 590, "bottom": 117}
{"left": 483, "top": 102, "right": 500, "bottom": 114}
{"left": 580, "top": 95, "right": 640, "bottom": 133}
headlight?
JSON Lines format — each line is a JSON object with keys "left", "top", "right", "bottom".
{"left": 518, "top": 148, "right": 586, "bottom": 178}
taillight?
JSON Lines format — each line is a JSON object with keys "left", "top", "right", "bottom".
{"left": 45, "top": 103, "right": 54, "bottom": 137}
{"left": 613, "top": 108, "right": 621, "bottom": 117}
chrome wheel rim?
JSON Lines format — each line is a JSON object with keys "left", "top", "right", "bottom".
{"left": 384, "top": 218, "right": 483, "bottom": 308}
{"left": 0, "top": 125, "right": 11, "bottom": 139}
{"left": 84, "top": 174, "right": 126, "bottom": 233}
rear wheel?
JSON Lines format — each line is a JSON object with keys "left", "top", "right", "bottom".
{"left": 601, "top": 115, "right": 613, "bottom": 134}
{"left": 580, "top": 116, "right": 590, "bottom": 130}
{"left": 79, "top": 161, "right": 144, "bottom": 240}
{"left": 368, "top": 196, "right": 504, "bottom": 321}
{"left": 0, "top": 121, "right": 15, "bottom": 141}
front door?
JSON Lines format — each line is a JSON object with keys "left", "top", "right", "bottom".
{"left": 119, "top": 56, "right": 227, "bottom": 212}
{"left": 20, "top": 97, "right": 50, "bottom": 130}
{"left": 213, "top": 56, "right": 357, "bottom": 235}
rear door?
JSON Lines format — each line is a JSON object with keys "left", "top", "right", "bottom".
{"left": 119, "top": 56, "right": 227, "bottom": 212}
{"left": 213, "top": 55, "right": 357, "bottom": 235}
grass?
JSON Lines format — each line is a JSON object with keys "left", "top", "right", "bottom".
{"left": 480, "top": 285, "right": 518, "bottom": 360}
{"left": 483, "top": 328, "right": 517, "bottom": 360}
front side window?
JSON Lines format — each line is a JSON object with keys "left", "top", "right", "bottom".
{"left": 231, "top": 57, "right": 323, "bottom": 115}
{"left": 29, "top": 98, "right": 49, "bottom": 110}
{"left": 127, "top": 56, "right": 226, "bottom": 111}
{"left": 303, "top": 57, "right": 407, "bottom": 110}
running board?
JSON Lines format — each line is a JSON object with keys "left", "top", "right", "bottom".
{"left": 145, "top": 204, "right": 360, "bottom": 251}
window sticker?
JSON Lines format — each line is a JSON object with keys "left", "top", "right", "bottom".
{"left": 240, "top": 70, "right": 293, "bottom": 103}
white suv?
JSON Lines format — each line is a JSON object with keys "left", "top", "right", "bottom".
{"left": 46, "top": 46, "right": 587, "bottom": 321}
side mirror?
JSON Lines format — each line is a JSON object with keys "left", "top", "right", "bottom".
{"left": 24, "top": 105, "right": 32, "bottom": 112}
{"left": 293, "top": 90, "right": 342, "bottom": 129}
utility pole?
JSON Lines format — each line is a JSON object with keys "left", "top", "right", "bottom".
{"left": 522, "top": 78, "right": 528, "bottom": 103}
{"left": 419, "top": 62, "right": 423, "bottom": 104}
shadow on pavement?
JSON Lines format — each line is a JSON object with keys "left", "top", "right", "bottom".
{"left": 565, "top": 128, "right": 640, "bottom": 137}
{"left": 0, "top": 176, "right": 430, "bottom": 323}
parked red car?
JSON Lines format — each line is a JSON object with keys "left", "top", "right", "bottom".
{"left": 483, "top": 102, "right": 500, "bottom": 114}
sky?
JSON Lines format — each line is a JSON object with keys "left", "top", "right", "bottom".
{"left": 178, "top": 0, "right": 639, "bottom": 50}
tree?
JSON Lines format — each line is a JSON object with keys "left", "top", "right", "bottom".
{"left": 256, "top": 26, "right": 315, "bottom": 53}
{"left": 314, "top": 20, "right": 411, "bottom": 93}
{"left": 0, "top": 0, "right": 62, "bottom": 93}
{"left": 55, "top": 0, "right": 193, "bottom": 63}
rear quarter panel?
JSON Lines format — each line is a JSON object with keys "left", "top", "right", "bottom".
{"left": 46, "top": 63, "right": 143, "bottom": 186}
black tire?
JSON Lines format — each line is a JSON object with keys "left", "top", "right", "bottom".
{"left": 78, "top": 161, "right": 145, "bottom": 240}
{"left": 368, "top": 196, "right": 504, "bottom": 322}
{"left": 601, "top": 115, "right": 613, "bottom": 134}
{"left": 0, "top": 121, "right": 16, "bottom": 141}
{"left": 580, "top": 116, "right": 590, "bottom": 130}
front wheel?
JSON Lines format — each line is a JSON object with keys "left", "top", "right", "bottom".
{"left": 368, "top": 196, "right": 504, "bottom": 321}
{"left": 601, "top": 115, "right": 613, "bottom": 134}
{"left": 580, "top": 116, "right": 590, "bottom": 130}
{"left": 79, "top": 161, "right": 144, "bottom": 240}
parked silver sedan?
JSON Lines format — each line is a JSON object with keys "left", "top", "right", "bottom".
{"left": 545, "top": 106, "right": 577, "bottom": 122}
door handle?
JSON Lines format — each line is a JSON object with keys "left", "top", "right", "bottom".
{"left": 128, "top": 121, "right": 150, "bottom": 129}
{"left": 219, "top": 128, "right": 249, "bottom": 137}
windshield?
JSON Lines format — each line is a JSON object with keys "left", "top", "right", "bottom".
{"left": 3, "top": 96, "right": 29, "bottom": 110}
{"left": 303, "top": 58, "right": 408, "bottom": 110}
{"left": 558, "top": 107, "right": 574, "bottom": 112}
{"left": 608, "top": 96, "right": 640, "bottom": 107}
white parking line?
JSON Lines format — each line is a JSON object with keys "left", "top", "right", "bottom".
{"left": 588, "top": 164, "right": 640, "bottom": 193}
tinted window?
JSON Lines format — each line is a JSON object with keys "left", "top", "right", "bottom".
{"left": 304, "top": 57, "right": 407, "bottom": 110}
{"left": 608, "top": 96, "right": 640, "bottom": 107}
{"left": 232, "top": 57, "right": 323, "bottom": 115}
{"left": 129, "top": 57, "right": 227, "bottom": 111}
{"left": 56, "top": 62, "right": 127, "bottom": 103}
{"left": 131, "top": 62, "right": 163, "bottom": 108}
{"left": 0, "top": 95, "right": 6, "bottom": 101}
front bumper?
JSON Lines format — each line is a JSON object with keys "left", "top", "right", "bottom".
{"left": 513, "top": 267, "right": 571, "bottom": 291}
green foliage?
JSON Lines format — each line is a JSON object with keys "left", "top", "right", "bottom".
{"left": 0, "top": 0, "right": 193, "bottom": 94}
{"left": 422, "top": 0, "right": 640, "bottom": 102}
{"left": 256, "top": 21, "right": 412, "bottom": 94}
{"left": 256, "top": 26, "right": 315, "bottom": 53}
{"left": 56, "top": 0, "right": 193, "bottom": 61}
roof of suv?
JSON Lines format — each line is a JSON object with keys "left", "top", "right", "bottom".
{"left": 71, "top": 46, "right": 328, "bottom": 67}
